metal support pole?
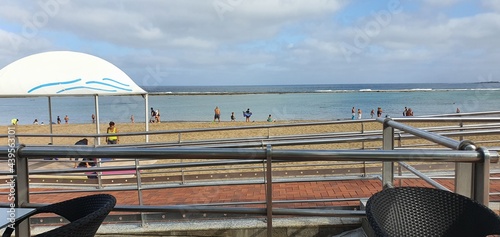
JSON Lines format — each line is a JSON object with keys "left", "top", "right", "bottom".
{"left": 94, "top": 95, "right": 103, "bottom": 189}
{"left": 135, "top": 159, "right": 146, "bottom": 226}
{"left": 361, "top": 122, "right": 366, "bottom": 174}
{"left": 397, "top": 133, "right": 402, "bottom": 148}
{"left": 474, "top": 147, "right": 490, "bottom": 205}
{"left": 455, "top": 141, "right": 476, "bottom": 198}
{"left": 361, "top": 122, "right": 365, "bottom": 150}
{"left": 94, "top": 95, "right": 100, "bottom": 145}
{"left": 47, "top": 97, "right": 54, "bottom": 144}
{"left": 382, "top": 117, "right": 394, "bottom": 188}
{"left": 266, "top": 145, "right": 273, "bottom": 237}
{"left": 398, "top": 164, "right": 402, "bottom": 187}
{"left": 144, "top": 94, "right": 149, "bottom": 143}
{"left": 15, "top": 144, "right": 30, "bottom": 237}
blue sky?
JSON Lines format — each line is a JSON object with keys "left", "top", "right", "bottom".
{"left": 1, "top": 0, "right": 499, "bottom": 86}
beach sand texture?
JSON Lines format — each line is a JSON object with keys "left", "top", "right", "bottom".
{"left": 1, "top": 120, "right": 490, "bottom": 148}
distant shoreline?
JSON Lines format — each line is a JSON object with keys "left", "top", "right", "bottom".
{"left": 146, "top": 88, "right": 500, "bottom": 96}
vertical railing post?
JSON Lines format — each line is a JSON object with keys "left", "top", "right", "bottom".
{"left": 135, "top": 159, "right": 146, "bottom": 227}
{"left": 94, "top": 95, "right": 100, "bottom": 145}
{"left": 382, "top": 117, "right": 394, "bottom": 188}
{"left": 178, "top": 133, "right": 185, "bottom": 184}
{"left": 15, "top": 144, "right": 30, "bottom": 237}
{"left": 455, "top": 141, "right": 476, "bottom": 198}
{"left": 144, "top": 94, "right": 149, "bottom": 143}
{"left": 361, "top": 122, "right": 365, "bottom": 150}
{"left": 48, "top": 97, "right": 54, "bottom": 145}
{"left": 397, "top": 133, "right": 402, "bottom": 148}
{"left": 474, "top": 147, "right": 490, "bottom": 205}
{"left": 266, "top": 145, "right": 273, "bottom": 237}
{"left": 361, "top": 122, "right": 366, "bottom": 176}
{"left": 94, "top": 96, "right": 103, "bottom": 189}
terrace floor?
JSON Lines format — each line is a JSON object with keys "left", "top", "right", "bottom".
{"left": 24, "top": 174, "right": 500, "bottom": 211}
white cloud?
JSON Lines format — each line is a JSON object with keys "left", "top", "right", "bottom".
{"left": 482, "top": 0, "right": 500, "bottom": 12}
{"left": 0, "top": 0, "right": 500, "bottom": 85}
{"left": 170, "top": 37, "right": 215, "bottom": 49}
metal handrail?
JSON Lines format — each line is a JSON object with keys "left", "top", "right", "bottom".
{"left": 377, "top": 117, "right": 476, "bottom": 150}
{"left": 1, "top": 146, "right": 495, "bottom": 163}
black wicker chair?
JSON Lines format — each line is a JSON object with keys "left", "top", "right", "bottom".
{"left": 365, "top": 187, "right": 500, "bottom": 237}
{"left": 3, "top": 194, "right": 116, "bottom": 237}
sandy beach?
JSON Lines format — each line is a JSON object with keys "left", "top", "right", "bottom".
{"left": 0, "top": 119, "right": 485, "bottom": 150}
{"left": 1, "top": 120, "right": 378, "bottom": 148}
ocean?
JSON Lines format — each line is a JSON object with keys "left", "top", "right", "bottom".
{"left": 1, "top": 82, "right": 500, "bottom": 125}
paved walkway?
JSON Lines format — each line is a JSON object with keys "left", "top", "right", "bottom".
{"left": 15, "top": 175, "right": 500, "bottom": 213}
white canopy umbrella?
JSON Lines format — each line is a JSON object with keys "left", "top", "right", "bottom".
{"left": 0, "top": 51, "right": 150, "bottom": 144}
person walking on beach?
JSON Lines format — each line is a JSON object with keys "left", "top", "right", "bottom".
{"left": 370, "top": 109, "right": 375, "bottom": 118}
{"left": 244, "top": 108, "right": 252, "bottom": 122}
{"left": 214, "top": 106, "right": 221, "bottom": 122}
{"left": 351, "top": 107, "right": 355, "bottom": 120}
{"left": 377, "top": 107, "right": 383, "bottom": 117}
{"left": 106, "top": 121, "right": 119, "bottom": 144}
{"left": 150, "top": 107, "right": 157, "bottom": 123}
{"left": 231, "top": 112, "right": 235, "bottom": 121}
{"left": 91, "top": 114, "right": 95, "bottom": 123}
{"left": 64, "top": 115, "right": 69, "bottom": 124}
{"left": 155, "top": 109, "right": 161, "bottom": 123}
{"left": 57, "top": 116, "right": 61, "bottom": 124}
{"left": 407, "top": 108, "right": 414, "bottom": 116}
{"left": 357, "top": 109, "right": 362, "bottom": 119}
{"left": 130, "top": 115, "right": 134, "bottom": 123}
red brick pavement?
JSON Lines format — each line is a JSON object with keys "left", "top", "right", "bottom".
{"left": 3, "top": 177, "right": 500, "bottom": 211}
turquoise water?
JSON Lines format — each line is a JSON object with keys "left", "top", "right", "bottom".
{"left": 1, "top": 83, "right": 500, "bottom": 125}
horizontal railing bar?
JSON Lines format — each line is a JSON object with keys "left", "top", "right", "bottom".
{"left": 393, "top": 117, "right": 500, "bottom": 122}
{"left": 272, "top": 208, "right": 366, "bottom": 217}
{"left": 26, "top": 175, "right": 376, "bottom": 195}
{"left": 377, "top": 118, "right": 474, "bottom": 150}
{"left": 24, "top": 159, "right": 266, "bottom": 175}
{"left": 4, "top": 146, "right": 496, "bottom": 163}
{"left": 18, "top": 203, "right": 366, "bottom": 217}
{"left": 0, "top": 197, "right": 363, "bottom": 209}
{"left": 423, "top": 111, "right": 500, "bottom": 117}
{"left": 98, "top": 129, "right": 498, "bottom": 149}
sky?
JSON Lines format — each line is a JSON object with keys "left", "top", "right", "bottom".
{"left": 0, "top": 0, "right": 499, "bottom": 86}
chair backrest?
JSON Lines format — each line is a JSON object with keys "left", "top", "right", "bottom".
{"left": 33, "top": 194, "right": 116, "bottom": 237}
{"left": 366, "top": 187, "right": 500, "bottom": 237}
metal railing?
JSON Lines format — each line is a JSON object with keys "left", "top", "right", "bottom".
{"left": 1, "top": 117, "right": 500, "bottom": 237}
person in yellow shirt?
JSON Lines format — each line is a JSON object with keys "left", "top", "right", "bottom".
{"left": 106, "top": 121, "right": 119, "bottom": 144}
